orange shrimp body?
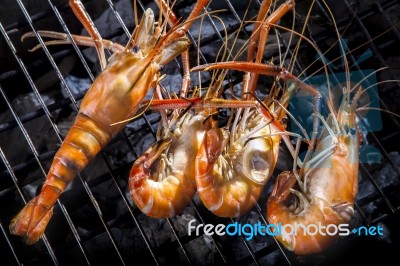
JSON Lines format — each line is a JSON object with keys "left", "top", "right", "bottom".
{"left": 195, "top": 107, "right": 284, "bottom": 217}
{"left": 9, "top": 8, "right": 193, "bottom": 244}
{"left": 267, "top": 91, "right": 360, "bottom": 255}
{"left": 129, "top": 113, "right": 208, "bottom": 218}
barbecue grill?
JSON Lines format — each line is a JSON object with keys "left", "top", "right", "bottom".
{"left": 0, "top": 0, "right": 399, "bottom": 265}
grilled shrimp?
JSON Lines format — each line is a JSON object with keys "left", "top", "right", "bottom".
{"left": 191, "top": 0, "right": 322, "bottom": 218}
{"left": 129, "top": 112, "right": 209, "bottom": 218}
{"left": 191, "top": 61, "right": 321, "bottom": 218}
{"left": 9, "top": 0, "right": 210, "bottom": 244}
{"left": 128, "top": 85, "right": 209, "bottom": 218}
{"left": 266, "top": 89, "right": 361, "bottom": 255}
{"left": 195, "top": 98, "right": 286, "bottom": 217}
{"left": 128, "top": 66, "right": 260, "bottom": 218}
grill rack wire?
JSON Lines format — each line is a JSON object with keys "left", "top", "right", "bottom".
{"left": 0, "top": 0, "right": 400, "bottom": 265}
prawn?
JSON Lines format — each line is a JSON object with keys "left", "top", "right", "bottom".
{"left": 128, "top": 85, "right": 209, "bottom": 218}
{"left": 126, "top": 0, "right": 288, "bottom": 218}
{"left": 129, "top": 61, "right": 267, "bottom": 218}
{"left": 9, "top": 0, "right": 210, "bottom": 244}
{"left": 266, "top": 87, "right": 361, "bottom": 255}
{"left": 193, "top": 93, "right": 286, "bottom": 217}
{"left": 191, "top": 0, "right": 323, "bottom": 217}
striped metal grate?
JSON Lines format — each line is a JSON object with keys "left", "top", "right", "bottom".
{"left": 0, "top": 0, "right": 399, "bottom": 265}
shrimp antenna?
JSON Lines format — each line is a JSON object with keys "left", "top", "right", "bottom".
{"left": 357, "top": 107, "right": 400, "bottom": 120}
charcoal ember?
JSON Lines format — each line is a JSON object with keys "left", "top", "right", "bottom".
{"left": 237, "top": 210, "right": 277, "bottom": 252}
{"left": 128, "top": 129, "right": 157, "bottom": 158}
{"left": 355, "top": 152, "right": 400, "bottom": 227}
{"left": 372, "top": 151, "right": 400, "bottom": 188}
{"left": 109, "top": 226, "right": 156, "bottom": 261}
{"left": 62, "top": 74, "right": 92, "bottom": 100}
{"left": 172, "top": 214, "right": 223, "bottom": 265}
{"left": 159, "top": 64, "right": 211, "bottom": 97}
{"left": 375, "top": 222, "right": 391, "bottom": 244}
{"left": 358, "top": 151, "right": 400, "bottom": 200}
{"left": 138, "top": 215, "right": 175, "bottom": 247}
{"left": 184, "top": 235, "right": 217, "bottom": 265}
{"left": 170, "top": 213, "right": 197, "bottom": 236}
{"left": 258, "top": 249, "right": 287, "bottom": 266}
{"left": 0, "top": 92, "right": 56, "bottom": 165}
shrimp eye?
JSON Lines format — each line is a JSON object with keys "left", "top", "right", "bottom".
{"left": 349, "top": 128, "right": 356, "bottom": 135}
{"left": 132, "top": 45, "right": 139, "bottom": 53}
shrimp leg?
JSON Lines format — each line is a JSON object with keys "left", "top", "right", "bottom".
{"left": 21, "top": 31, "right": 125, "bottom": 53}
{"left": 246, "top": 0, "right": 296, "bottom": 94}
{"left": 69, "top": 0, "right": 107, "bottom": 69}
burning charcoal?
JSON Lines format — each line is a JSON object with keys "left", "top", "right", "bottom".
{"left": 0, "top": 92, "right": 56, "bottom": 165}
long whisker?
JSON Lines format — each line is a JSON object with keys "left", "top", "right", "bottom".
{"left": 355, "top": 80, "right": 400, "bottom": 112}
{"left": 357, "top": 107, "right": 400, "bottom": 120}
{"left": 302, "top": 20, "right": 400, "bottom": 81}
{"left": 287, "top": 0, "right": 315, "bottom": 73}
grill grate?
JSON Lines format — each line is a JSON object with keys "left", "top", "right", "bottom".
{"left": 1, "top": 0, "right": 400, "bottom": 265}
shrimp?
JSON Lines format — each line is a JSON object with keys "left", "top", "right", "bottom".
{"left": 128, "top": 85, "right": 209, "bottom": 218}
{"left": 191, "top": 61, "right": 322, "bottom": 217}
{"left": 128, "top": 63, "right": 265, "bottom": 218}
{"left": 194, "top": 96, "right": 286, "bottom": 217}
{"left": 9, "top": 0, "right": 210, "bottom": 244}
{"left": 266, "top": 87, "right": 361, "bottom": 255}
{"left": 127, "top": 0, "right": 288, "bottom": 218}
{"left": 191, "top": 0, "right": 321, "bottom": 217}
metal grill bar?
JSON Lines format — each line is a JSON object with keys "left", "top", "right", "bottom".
{"left": 47, "top": 0, "right": 95, "bottom": 81}
{"left": 2, "top": 1, "right": 140, "bottom": 265}
{"left": 311, "top": 0, "right": 400, "bottom": 227}
{"left": 182, "top": 1, "right": 297, "bottom": 263}
{"left": 0, "top": 218, "right": 21, "bottom": 265}
{"left": 50, "top": 0, "right": 162, "bottom": 262}
{"left": 1, "top": 0, "right": 400, "bottom": 265}
{"left": 0, "top": 84, "right": 59, "bottom": 265}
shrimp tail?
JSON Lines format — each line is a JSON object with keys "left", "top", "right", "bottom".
{"left": 9, "top": 113, "right": 111, "bottom": 244}
{"left": 9, "top": 198, "right": 53, "bottom": 245}
{"left": 130, "top": 138, "right": 197, "bottom": 218}
{"left": 129, "top": 138, "right": 172, "bottom": 188}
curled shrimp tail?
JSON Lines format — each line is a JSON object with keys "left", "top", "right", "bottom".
{"left": 129, "top": 138, "right": 196, "bottom": 218}
{"left": 196, "top": 124, "right": 276, "bottom": 217}
{"left": 267, "top": 172, "right": 346, "bottom": 255}
{"left": 9, "top": 197, "right": 53, "bottom": 245}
